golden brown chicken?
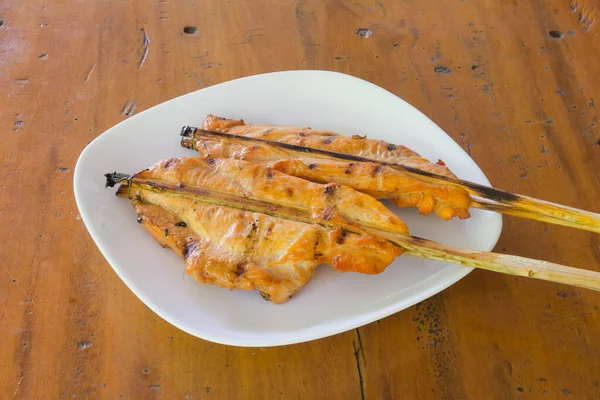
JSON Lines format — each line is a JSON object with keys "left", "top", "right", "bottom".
{"left": 181, "top": 115, "right": 471, "bottom": 220}
{"left": 111, "top": 157, "right": 405, "bottom": 303}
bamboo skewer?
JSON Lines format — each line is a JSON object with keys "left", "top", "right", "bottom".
{"left": 373, "top": 230, "right": 600, "bottom": 292}
{"left": 105, "top": 172, "right": 600, "bottom": 292}
{"left": 180, "top": 127, "right": 600, "bottom": 234}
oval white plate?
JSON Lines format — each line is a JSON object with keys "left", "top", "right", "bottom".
{"left": 74, "top": 70, "right": 502, "bottom": 347}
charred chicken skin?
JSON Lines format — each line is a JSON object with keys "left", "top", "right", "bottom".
{"left": 183, "top": 115, "right": 471, "bottom": 220}
{"left": 114, "top": 157, "right": 404, "bottom": 303}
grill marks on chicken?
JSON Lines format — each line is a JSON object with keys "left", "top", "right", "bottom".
{"left": 117, "top": 157, "right": 403, "bottom": 303}
{"left": 134, "top": 157, "right": 410, "bottom": 234}
{"left": 191, "top": 115, "right": 471, "bottom": 220}
{"left": 203, "top": 114, "right": 421, "bottom": 162}
{"left": 202, "top": 114, "right": 457, "bottom": 176}
{"left": 270, "top": 158, "right": 471, "bottom": 220}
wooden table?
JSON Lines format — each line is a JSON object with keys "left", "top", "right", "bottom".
{"left": 1, "top": 0, "right": 599, "bottom": 398}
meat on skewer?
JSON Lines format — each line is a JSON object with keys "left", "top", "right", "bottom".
{"left": 106, "top": 157, "right": 600, "bottom": 303}
{"left": 108, "top": 157, "right": 404, "bottom": 303}
{"left": 180, "top": 115, "right": 600, "bottom": 233}
{"left": 181, "top": 114, "right": 472, "bottom": 220}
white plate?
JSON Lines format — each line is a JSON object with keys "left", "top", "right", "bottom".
{"left": 74, "top": 70, "right": 502, "bottom": 347}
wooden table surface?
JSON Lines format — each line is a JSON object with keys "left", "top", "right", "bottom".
{"left": 1, "top": 0, "right": 599, "bottom": 398}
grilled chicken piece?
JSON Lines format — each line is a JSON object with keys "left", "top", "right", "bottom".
{"left": 269, "top": 158, "right": 471, "bottom": 219}
{"left": 202, "top": 114, "right": 457, "bottom": 176}
{"left": 115, "top": 157, "right": 404, "bottom": 303}
{"left": 184, "top": 115, "right": 471, "bottom": 219}
{"left": 204, "top": 115, "right": 430, "bottom": 167}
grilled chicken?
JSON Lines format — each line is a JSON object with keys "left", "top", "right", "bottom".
{"left": 269, "top": 158, "right": 471, "bottom": 219}
{"left": 114, "top": 157, "right": 404, "bottom": 303}
{"left": 182, "top": 115, "right": 471, "bottom": 220}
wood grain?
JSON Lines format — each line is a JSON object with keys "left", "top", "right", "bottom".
{"left": 1, "top": 0, "right": 599, "bottom": 398}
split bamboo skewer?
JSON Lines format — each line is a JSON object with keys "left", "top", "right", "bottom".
{"left": 180, "top": 127, "right": 600, "bottom": 234}
{"left": 105, "top": 172, "right": 600, "bottom": 292}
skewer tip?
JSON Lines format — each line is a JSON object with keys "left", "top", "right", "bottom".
{"left": 180, "top": 126, "right": 197, "bottom": 138}
{"left": 104, "top": 172, "right": 130, "bottom": 188}
{"left": 180, "top": 126, "right": 198, "bottom": 150}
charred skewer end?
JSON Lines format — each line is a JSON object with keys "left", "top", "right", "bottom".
{"left": 180, "top": 126, "right": 197, "bottom": 137}
{"left": 104, "top": 172, "right": 131, "bottom": 188}
{"left": 180, "top": 126, "right": 198, "bottom": 150}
